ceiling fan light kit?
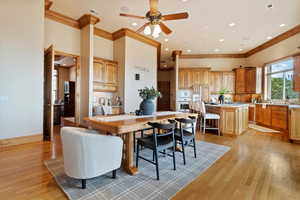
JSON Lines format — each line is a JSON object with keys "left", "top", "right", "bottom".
{"left": 119, "top": 0, "right": 189, "bottom": 38}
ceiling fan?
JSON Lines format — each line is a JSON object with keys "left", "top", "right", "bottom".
{"left": 120, "top": 0, "right": 189, "bottom": 38}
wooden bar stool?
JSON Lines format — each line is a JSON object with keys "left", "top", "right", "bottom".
{"left": 200, "top": 101, "right": 221, "bottom": 136}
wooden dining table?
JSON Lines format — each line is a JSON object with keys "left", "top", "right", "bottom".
{"left": 84, "top": 112, "right": 198, "bottom": 175}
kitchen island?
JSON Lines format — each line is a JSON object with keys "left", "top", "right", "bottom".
{"left": 206, "top": 104, "right": 249, "bottom": 136}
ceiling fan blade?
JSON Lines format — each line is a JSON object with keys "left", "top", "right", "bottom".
{"left": 136, "top": 23, "right": 150, "bottom": 33}
{"left": 160, "top": 23, "right": 172, "bottom": 35}
{"left": 119, "top": 13, "right": 145, "bottom": 19}
{"left": 149, "top": 0, "right": 159, "bottom": 14}
{"left": 162, "top": 12, "right": 189, "bottom": 21}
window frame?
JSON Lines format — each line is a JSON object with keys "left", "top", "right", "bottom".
{"left": 265, "top": 57, "right": 297, "bottom": 101}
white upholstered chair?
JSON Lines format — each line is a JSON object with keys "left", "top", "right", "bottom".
{"left": 199, "top": 102, "right": 221, "bottom": 136}
{"left": 61, "top": 127, "right": 123, "bottom": 189}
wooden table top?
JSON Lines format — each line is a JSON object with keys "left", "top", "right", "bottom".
{"left": 84, "top": 112, "right": 198, "bottom": 134}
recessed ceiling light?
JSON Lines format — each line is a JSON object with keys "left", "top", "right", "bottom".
{"left": 62, "top": 64, "right": 67, "bottom": 66}
{"left": 131, "top": 22, "right": 138, "bottom": 26}
{"left": 228, "top": 23, "right": 235, "bottom": 27}
{"left": 239, "top": 49, "right": 243, "bottom": 51}
{"left": 219, "top": 39, "right": 225, "bottom": 42}
{"left": 182, "top": 0, "right": 188, "bottom": 2}
{"left": 267, "top": 4, "right": 273, "bottom": 9}
{"left": 120, "top": 6, "right": 129, "bottom": 12}
{"left": 267, "top": 36, "right": 272, "bottom": 40}
{"left": 279, "top": 24, "right": 286, "bottom": 27}
{"left": 214, "top": 49, "right": 220, "bottom": 52}
{"left": 187, "top": 49, "right": 192, "bottom": 53}
{"left": 165, "top": 48, "right": 169, "bottom": 51}
{"left": 164, "top": 38, "right": 169, "bottom": 42}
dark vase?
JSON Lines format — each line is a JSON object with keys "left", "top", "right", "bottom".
{"left": 140, "top": 98, "right": 155, "bottom": 115}
{"left": 218, "top": 95, "right": 225, "bottom": 104}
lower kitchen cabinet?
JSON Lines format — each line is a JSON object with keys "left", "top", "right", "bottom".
{"left": 290, "top": 107, "right": 300, "bottom": 141}
{"left": 255, "top": 104, "right": 288, "bottom": 132}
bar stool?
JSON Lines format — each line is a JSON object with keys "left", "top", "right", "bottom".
{"left": 200, "top": 101, "right": 221, "bottom": 136}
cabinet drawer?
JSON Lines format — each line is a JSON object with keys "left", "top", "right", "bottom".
{"left": 271, "top": 106, "right": 288, "bottom": 112}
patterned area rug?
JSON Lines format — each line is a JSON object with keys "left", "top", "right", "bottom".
{"left": 45, "top": 141, "right": 230, "bottom": 200}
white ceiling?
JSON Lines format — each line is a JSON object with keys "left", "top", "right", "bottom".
{"left": 51, "top": 0, "right": 300, "bottom": 61}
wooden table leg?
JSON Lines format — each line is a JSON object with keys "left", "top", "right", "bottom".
{"left": 122, "top": 132, "right": 139, "bottom": 175}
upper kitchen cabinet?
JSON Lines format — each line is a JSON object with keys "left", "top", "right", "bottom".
{"left": 293, "top": 55, "right": 300, "bottom": 92}
{"left": 209, "top": 72, "right": 223, "bottom": 93}
{"left": 209, "top": 71, "right": 235, "bottom": 94}
{"left": 93, "top": 58, "right": 118, "bottom": 92}
{"left": 234, "top": 67, "right": 262, "bottom": 94}
{"left": 222, "top": 72, "right": 235, "bottom": 93}
{"left": 178, "top": 68, "right": 209, "bottom": 89}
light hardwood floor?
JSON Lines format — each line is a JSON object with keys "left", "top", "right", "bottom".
{"left": 0, "top": 126, "right": 300, "bottom": 200}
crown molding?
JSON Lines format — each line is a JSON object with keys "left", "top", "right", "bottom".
{"left": 172, "top": 24, "right": 300, "bottom": 59}
{"left": 245, "top": 24, "right": 300, "bottom": 57}
{"left": 94, "top": 27, "right": 113, "bottom": 40}
{"left": 179, "top": 54, "right": 246, "bottom": 59}
{"left": 78, "top": 14, "right": 100, "bottom": 28}
{"left": 112, "top": 28, "right": 161, "bottom": 48}
{"left": 45, "top": 10, "right": 80, "bottom": 29}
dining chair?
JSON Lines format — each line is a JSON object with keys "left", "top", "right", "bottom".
{"left": 169, "top": 117, "right": 197, "bottom": 165}
{"left": 136, "top": 122, "right": 176, "bottom": 180}
{"left": 200, "top": 101, "right": 221, "bottom": 136}
{"left": 133, "top": 127, "right": 153, "bottom": 152}
{"left": 61, "top": 127, "right": 123, "bottom": 189}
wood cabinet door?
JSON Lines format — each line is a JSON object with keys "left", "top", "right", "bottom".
{"left": 290, "top": 109, "right": 300, "bottom": 140}
{"left": 223, "top": 72, "right": 235, "bottom": 93}
{"left": 249, "top": 106, "right": 255, "bottom": 122}
{"left": 255, "top": 105, "right": 262, "bottom": 123}
{"left": 235, "top": 68, "right": 246, "bottom": 94}
{"left": 94, "top": 61, "right": 105, "bottom": 82}
{"left": 246, "top": 68, "right": 256, "bottom": 93}
{"left": 209, "top": 72, "right": 223, "bottom": 93}
{"left": 294, "top": 56, "right": 300, "bottom": 91}
{"left": 262, "top": 106, "right": 272, "bottom": 126}
{"left": 271, "top": 106, "right": 288, "bottom": 130}
{"left": 105, "top": 63, "right": 117, "bottom": 84}
{"left": 178, "top": 70, "right": 184, "bottom": 89}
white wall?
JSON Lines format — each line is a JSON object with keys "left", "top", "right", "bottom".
{"left": 44, "top": 18, "right": 80, "bottom": 55}
{"left": 0, "top": 0, "right": 44, "bottom": 139}
{"left": 246, "top": 33, "right": 300, "bottom": 67}
{"left": 179, "top": 58, "right": 247, "bottom": 71}
{"left": 94, "top": 36, "right": 113, "bottom": 60}
{"left": 124, "top": 37, "right": 157, "bottom": 113}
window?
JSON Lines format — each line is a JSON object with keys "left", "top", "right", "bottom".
{"left": 266, "top": 58, "right": 298, "bottom": 101}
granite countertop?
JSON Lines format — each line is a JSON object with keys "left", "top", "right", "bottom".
{"left": 255, "top": 103, "right": 300, "bottom": 109}
{"left": 205, "top": 103, "right": 249, "bottom": 108}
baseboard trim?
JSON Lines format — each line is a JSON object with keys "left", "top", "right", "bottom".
{"left": 0, "top": 134, "right": 43, "bottom": 147}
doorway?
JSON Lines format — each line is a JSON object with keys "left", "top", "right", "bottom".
{"left": 157, "top": 81, "right": 171, "bottom": 111}
{"left": 43, "top": 46, "right": 80, "bottom": 141}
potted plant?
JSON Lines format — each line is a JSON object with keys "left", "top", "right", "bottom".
{"left": 138, "top": 87, "right": 162, "bottom": 115}
{"left": 218, "top": 88, "right": 229, "bottom": 104}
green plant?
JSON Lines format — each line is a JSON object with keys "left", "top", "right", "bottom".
{"left": 138, "top": 87, "right": 162, "bottom": 100}
{"left": 218, "top": 88, "right": 229, "bottom": 95}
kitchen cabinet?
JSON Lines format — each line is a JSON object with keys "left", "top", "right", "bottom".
{"left": 209, "top": 71, "right": 235, "bottom": 94}
{"left": 290, "top": 107, "right": 300, "bottom": 141}
{"left": 209, "top": 72, "right": 223, "bottom": 93}
{"left": 255, "top": 104, "right": 288, "bottom": 132}
{"left": 293, "top": 55, "right": 300, "bottom": 92}
{"left": 222, "top": 72, "right": 235, "bottom": 93}
{"left": 235, "top": 68, "right": 247, "bottom": 94}
{"left": 249, "top": 106, "right": 255, "bottom": 122}
{"left": 234, "top": 67, "right": 262, "bottom": 94}
{"left": 178, "top": 68, "right": 209, "bottom": 89}
{"left": 93, "top": 58, "right": 118, "bottom": 92}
